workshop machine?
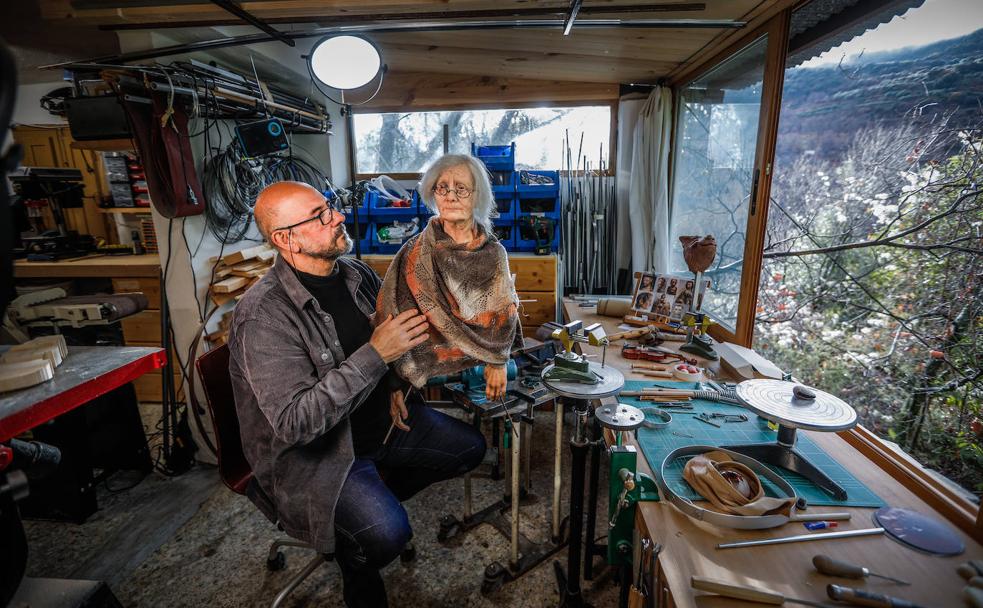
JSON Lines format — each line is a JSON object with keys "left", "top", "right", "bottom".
{"left": 9, "top": 167, "right": 95, "bottom": 261}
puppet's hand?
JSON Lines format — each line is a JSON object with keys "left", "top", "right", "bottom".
{"left": 390, "top": 390, "right": 410, "bottom": 431}
{"left": 484, "top": 364, "right": 507, "bottom": 401}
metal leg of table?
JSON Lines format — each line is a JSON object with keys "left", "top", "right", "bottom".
{"left": 552, "top": 399, "right": 564, "bottom": 543}
{"left": 554, "top": 397, "right": 593, "bottom": 608}
{"left": 510, "top": 419, "right": 521, "bottom": 570}
{"left": 583, "top": 415, "right": 603, "bottom": 581}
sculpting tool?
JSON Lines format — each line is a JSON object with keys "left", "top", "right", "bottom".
{"left": 717, "top": 527, "right": 885, "bottom": 549}
{"left": 827, "top": 584, "right": 926, "bottom": 608}
{"left": 813, "top": 555, "right": 910, "bottom": 585}
{"left": 691, "top": 576, "right": 835, "bottom": 607}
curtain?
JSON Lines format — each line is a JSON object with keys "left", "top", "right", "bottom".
{"left": 624, "top": 86, "right": 673, "bottom": 275}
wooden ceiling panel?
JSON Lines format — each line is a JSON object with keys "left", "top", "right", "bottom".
{"left": 42, "top": 0, "right": 763, "bottom": 27}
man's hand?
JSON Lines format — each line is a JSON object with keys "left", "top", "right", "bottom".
{"left": 390, "top": 390, "right": 410, "bottom": 432}
{"left": 370, "top": 309, "right": 430, "bottom": 363}
{"left": 484, "top": 364, "right": 507, "bottom": 401}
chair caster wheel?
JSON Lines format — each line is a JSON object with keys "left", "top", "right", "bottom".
{"left": 266, "top": 551, "right": 286, "bottom": 571}
{"left": 437, "top": 514, "right": 459, "bottom": 542}
{"left": 481, "top": 562, "right": 505, "bottom": 595}
{"left": 400, "top": 542, "right": 416, "bottom": 563}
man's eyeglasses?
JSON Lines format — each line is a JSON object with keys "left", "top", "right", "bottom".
{"left": 433, "top": 184, "right": 474, "bottom": 199}
{"left": 272, "top": 201, "right": 340, "bottom": 233}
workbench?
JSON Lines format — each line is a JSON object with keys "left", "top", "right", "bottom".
{"left": 13, "top": 254, "right": 173, "bottom": 402}
{"left": 561, "top": 298, "right": 981, "bottom": 607}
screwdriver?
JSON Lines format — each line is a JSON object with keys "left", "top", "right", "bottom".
{"left": 813, "top": 555, "right": 910, "bottom": 585}
{"left": 691, "top": 576, "right": 835, "bottom": 607}
{"left": 827, "top": 584, "right": 927, "bottom": 608}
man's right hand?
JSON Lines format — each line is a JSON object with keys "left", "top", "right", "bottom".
{"left": 370, "top": 309, "right": 430, "bottom": 363}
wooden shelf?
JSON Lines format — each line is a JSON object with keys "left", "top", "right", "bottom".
{"left": 70, "top": 138, "right": 134, "bottom": 152}
{"left": 98, "top": 207, "right": 152, "bottom": 215}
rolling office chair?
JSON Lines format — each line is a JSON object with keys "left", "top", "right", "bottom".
{"left": 195, "top": 344, "right": 332, "bottom": 608}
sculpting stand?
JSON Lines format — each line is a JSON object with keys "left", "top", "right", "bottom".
{"left": 543, "top": 363, "right": 625, "bottom": 608}
{"left": 679, "top": 270, "right": 718, "bottom": 361}
{"left": 722, "top": 379, "right": 858, "bottom": 501}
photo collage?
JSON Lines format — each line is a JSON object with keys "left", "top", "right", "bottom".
{"left": 630, "top": 272, "right": 711, "bottom": 323}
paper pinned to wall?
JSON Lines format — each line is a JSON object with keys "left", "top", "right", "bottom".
{"left": 716, "top": 341, "right": 785, "bottom": 380}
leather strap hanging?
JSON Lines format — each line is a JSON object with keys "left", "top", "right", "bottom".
{"left": 119, "top": 91, "right": 204, "bottom": 218}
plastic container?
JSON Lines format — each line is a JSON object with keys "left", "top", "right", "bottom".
{"left": 490, "top": 195, "right": 516, "bottom": 220}
{"left": 492, "top": 218, "right": 516, "bottom": 250}
{"left": 471, "top": 142, "right": 515, "bottom": 171}
{"left": 517, "top": 195, "right": 560, "bottom": 218}
{"left": 515, "top": 216, "right": 560, "bottom": 252}
{"left": 372, "top": 218, "right": 422, "bottom": 254}
{"left": 489, "top": 170, "right": 516, "bottom": 196}
{"left": 367, "top": 189, "right": 417, "bottom": 219}
{"left": 516, "top": 170, "right": 560, "bottom": 196}
{"left": 344, "top": 219, "right": 372, "bottom": 254}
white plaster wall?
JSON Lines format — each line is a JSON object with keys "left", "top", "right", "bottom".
{"left": 12, "top": 80, "right": 69, "bottom": 126}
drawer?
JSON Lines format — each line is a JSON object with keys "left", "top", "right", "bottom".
{"left": 517, "top": 291, "right": 556, "bottom": 331}
{"left": 509, "top": 255, "right": 556, "bottom": 291}
{"left": 121, "top": 310, "right": 161, "bottom": 343}
{"left": 113, "top": 277, "right": 161, "bottom": 310}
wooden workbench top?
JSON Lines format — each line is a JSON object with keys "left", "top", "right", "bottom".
{"left": 14, "top": 254, "right": 161, "bottom": 279}
{"left": 561, "top": 298, "right": 981, "bottom": 607}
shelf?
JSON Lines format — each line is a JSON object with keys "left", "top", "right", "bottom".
{"left": 70, "top": 138, "right": 134, "bottom": 152}
{"left": 98, "top": 207, "right": 152, "bottom": 215}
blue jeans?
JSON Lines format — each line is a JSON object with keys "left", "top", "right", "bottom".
{"left": 333, "top": 399, "right": 485, "bottom": 608}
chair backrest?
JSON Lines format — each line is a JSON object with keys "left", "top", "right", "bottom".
{"left": 195, "top": 344, "right": 252, "bottom": 495}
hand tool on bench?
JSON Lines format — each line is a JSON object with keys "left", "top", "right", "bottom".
{"left": 827, "top": 584, "right": 926, "bottom": 608}
{"left": 813, "top": 555, "right": 909, "bottom": 585}
{"left": 691, "top": 576, "right": 834, "bottom": 607}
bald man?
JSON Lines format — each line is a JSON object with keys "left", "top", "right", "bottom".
{"left": 228, "top": 182, "right": 486, "bottom": 608}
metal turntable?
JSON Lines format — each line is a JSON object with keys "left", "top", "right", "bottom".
{"left": 722, "top": 379, "right": 858, "bottom": 500}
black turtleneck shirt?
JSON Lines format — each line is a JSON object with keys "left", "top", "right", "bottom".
{"left": 295, "top": 266, "right": 391, "bottom": 455}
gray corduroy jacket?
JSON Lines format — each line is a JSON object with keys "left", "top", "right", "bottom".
{"left": 228, "top": 254, "right": 388, "bottom": 553}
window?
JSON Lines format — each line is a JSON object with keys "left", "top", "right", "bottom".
{"left": 669, "top": 36, "right": 769, "bottom": 331}
{"left": 353, "top": 105, "right": 612, "bottom": 174}
{"left": 756, "top": 0, "right": 983, "bottom": 501}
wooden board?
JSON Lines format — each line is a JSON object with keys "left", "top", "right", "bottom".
{"left": 0, "top": 359, "right": 54, "bottom": 393}
{"left": 509, "top": 254, "right": 557, "bottom": 292}
{"left": 212, "top": 276, "right": 250, "bottom": 293}
{"left": 516, "top": 290, "right": 556, "bottom": 330}
{"left": 14, "top": 254, "right": 161, "bottom": 279}
{"left": 120, "top": 310, "right": 162, "bottom": 343}
{"left": 216, "top": 245, "right": 273, "bottom": 267}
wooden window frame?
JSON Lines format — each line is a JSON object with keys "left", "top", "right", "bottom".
{"left": 349, "top": 100, "right": 619, "bottom": 181}
{"left": 668, "top": 5, "right": 982, "bottom": 543}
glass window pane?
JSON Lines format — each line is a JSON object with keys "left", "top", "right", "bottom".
{"left": 353, "top": 106, "right": 611, "bottom": 173}
{"left": 669, "top": 36, "right": 768, "bottom": 330}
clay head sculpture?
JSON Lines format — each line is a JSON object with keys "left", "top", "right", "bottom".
{"left": 679, "top": 235, "right": 717, "bottom": 274}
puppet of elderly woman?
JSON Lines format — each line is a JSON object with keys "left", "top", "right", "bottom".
{"left": 376, "top": 154, "right": 520, "bottom": 420}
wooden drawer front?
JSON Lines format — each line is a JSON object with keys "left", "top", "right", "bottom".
{"left": 113, "top": 278, "right": 161, "bottom": 310}
{"left": 362, "top": 255, "right": 393, "bottom": 279}
{"left": 121, "top": 310, "right": 161, "bottom": 343}
{"left": 517, "top": 291, "right": 556, "bottom": 332}
{"left": 133, "top": 371, "right": 184, "bottom": 403}
{"left": 509, "top": 256, "right": 556, "bottom": 292}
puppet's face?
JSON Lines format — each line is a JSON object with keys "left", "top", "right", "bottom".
{"left": 434, "top": 164, "right": 477, "bottom": 224}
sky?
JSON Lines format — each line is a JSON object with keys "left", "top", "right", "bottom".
{"left": 800, "top": 0, "right": 983, "bottom": 68}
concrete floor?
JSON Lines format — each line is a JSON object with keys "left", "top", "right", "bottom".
{"left": 23, "top": 407, "right": 620, "bottom": 607}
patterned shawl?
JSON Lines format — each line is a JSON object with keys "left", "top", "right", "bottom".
{"left": 377, "top": 217, "right": 520, "bottom": 388}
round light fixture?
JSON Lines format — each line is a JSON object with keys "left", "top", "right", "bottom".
{"left": 308, "top": 35, "right": 381, "bottom": 90}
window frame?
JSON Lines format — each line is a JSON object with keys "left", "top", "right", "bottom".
{"left": 349, "top": 100, "right": 619, "bottom": 180}
{"left": 667, "top": 4, "right": 982, "bottom": 543}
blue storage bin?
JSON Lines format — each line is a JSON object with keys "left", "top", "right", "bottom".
{"left": 517, "top": 194, "right": 560, "bottom": 218}
{"left": 328, "top": 188, "right": 368, "bottom": 219}
{"left": 372, "top": 218, "right": 423, "bottom": 254}
{"left": 414, "top": 191, "right": 435, "bottom": 218}
{"left": 367, "top": 189, "right": 417, "bottom": 219}
{"left": 492, "top": 218, "right": 516, "bottom": 250}
{"left": 471, "top": 142, "right": 515, "bottom": 171}
{"left": 490, "top": 195, "right": 516, "bottom": 220}
{"left": 515, "top": 216, "right": 560, "bottom": 252}
{"left": 344, "top": 219, "right": 372, "bottom": 253}
{"left": 516, "top": 170, "right": 560, "bottom": 196}
{"left": 489, "top": 170, "right": 516, "bottom": 196}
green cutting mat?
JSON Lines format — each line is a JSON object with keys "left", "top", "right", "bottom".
{"left": 624, "top": 381, "right": 884, "bottom": 508}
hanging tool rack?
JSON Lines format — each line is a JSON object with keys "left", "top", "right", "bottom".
{"left": 560, "top": 130, "right": 618, "bottom": 296}
{"left": 96, "top": 59, "right": 331, "bottom": 134}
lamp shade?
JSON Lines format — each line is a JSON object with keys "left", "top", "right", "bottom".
{"left": 309, "top": 35, "right": 381, "bottom": 90}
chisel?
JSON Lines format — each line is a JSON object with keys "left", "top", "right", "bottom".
{"left": 812, "top": 555, "right": 909, "bottom": 585}
{"left": 691, "top": 576, "right": 834, "bottom": 607}
{"left": 827, "top": 584, "right": 927, "bottom": 608}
